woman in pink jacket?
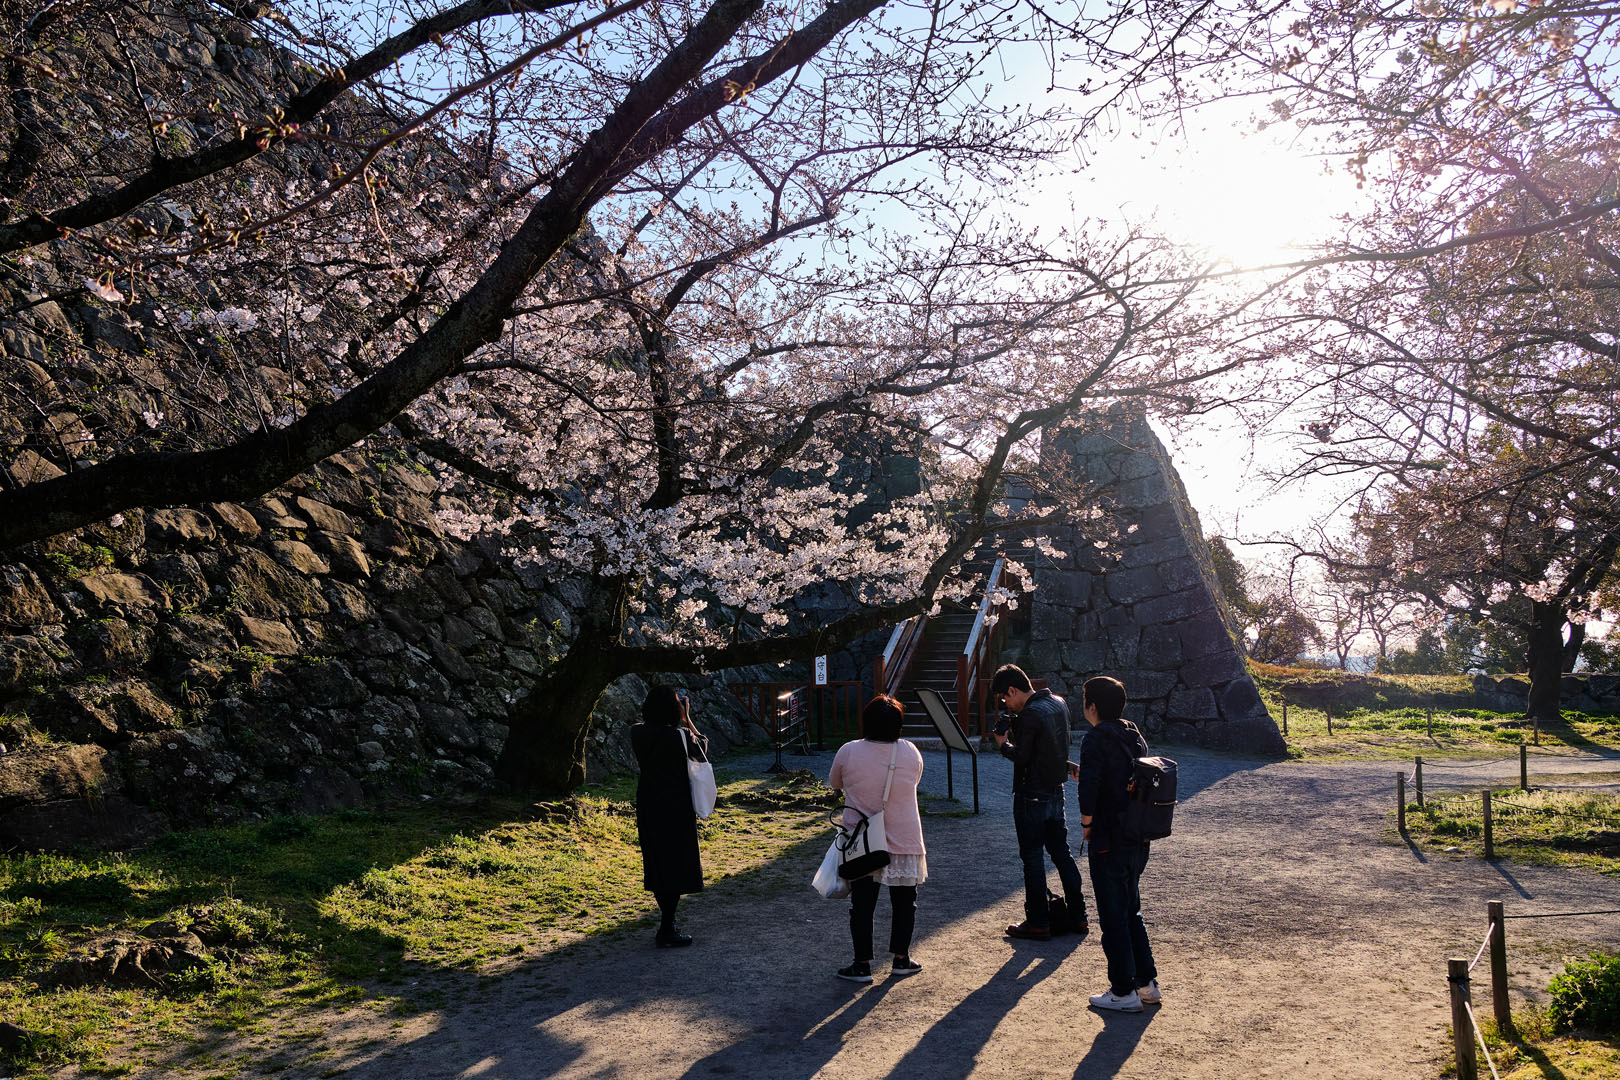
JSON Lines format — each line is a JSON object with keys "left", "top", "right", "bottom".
{"left": 827, "top": 694, "right": 926, "bottom": 983}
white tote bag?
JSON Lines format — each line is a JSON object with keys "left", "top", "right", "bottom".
{"left": 811, "top": 834, "right": 851, "bottom": 899}
{"left": 684, "top": 730, "right": 717, "bottom": 820}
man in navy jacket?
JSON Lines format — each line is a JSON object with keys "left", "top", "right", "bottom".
{"left": 1074, "top": 675, "right": 1161, "bottom": 1012}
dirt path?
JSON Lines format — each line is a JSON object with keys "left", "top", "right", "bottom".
{"left": 109, "top": 745, "right": 1620, "bottom": 1079}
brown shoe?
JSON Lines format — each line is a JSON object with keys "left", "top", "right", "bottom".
{"left": 1005, "top": 921, "right": 1051, "bottom": 940}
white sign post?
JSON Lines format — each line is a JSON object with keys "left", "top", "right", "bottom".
{"left": 813, "top": 655, "right": 828, "bottom": 686}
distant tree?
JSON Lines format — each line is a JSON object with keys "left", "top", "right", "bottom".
{"left": 1248, "top": 592, "right": 1323, "bottom": 667}
{"left": 1208, "top": 535, "right": 1256, "bottom": 630}
{"left": 1376, "top": 629, "right": 1447, "bottom": 676}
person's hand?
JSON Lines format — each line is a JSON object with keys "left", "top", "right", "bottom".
{"left": 1066, "top": 762, "right": 1080, "bottom": 781}
{"left": 992, "top": 731, "right": 1008, "bottom": 747}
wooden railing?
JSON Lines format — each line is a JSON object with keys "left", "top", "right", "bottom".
{"left": 957, "top": 557, "right": 1014, "bottom": 737}
{"left": 873, "top": 614, "right": 926, "bottom": 701}
{"left": 727, "top": 680, "right": 866, "bottom": 767}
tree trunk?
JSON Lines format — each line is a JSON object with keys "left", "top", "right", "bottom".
{"left": 1524, "top": 600, "right": 1566, "bottom": 730}
{"left": 494, "top": 576, "right": 627, "bottom": 797}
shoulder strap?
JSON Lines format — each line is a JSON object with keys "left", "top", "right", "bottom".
{"left": 880, "top": 741, "right": 900, "bottom": 807}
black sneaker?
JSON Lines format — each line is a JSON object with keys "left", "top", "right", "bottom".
{"left": 1005, "top": 921, "right": 1051, "bottom": 940}
{"left": 837, "top": 961, "right": 873, "bottom": 983}
{"left": 655, "top": 929, "right": 693, "bottom": 948}
{"left": 890, "top": 956, "right": 922, "bottom": 977}
{"left": 1074, "top": 919, "right": 1091, "bottom": 943}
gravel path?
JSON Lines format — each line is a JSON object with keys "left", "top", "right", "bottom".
{"left": 129, "top": 743, "right": 1620, "bottom": 1079}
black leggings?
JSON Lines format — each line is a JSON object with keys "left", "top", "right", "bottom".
{"left": 849, "top": 878, "right": 917, "bottom": 962}
{"left": 655, "top": 890, "right": 680, "bottom": 932}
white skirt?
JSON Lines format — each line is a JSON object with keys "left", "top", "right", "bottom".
{"left": 875, "top": 852, "right": 928, "bottom": 887}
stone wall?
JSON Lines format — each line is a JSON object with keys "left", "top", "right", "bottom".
{"left": 1026, "top": 409, "right": 1285, "bottom": 752}
{"left": 1472, "top": 673, "right": 1620, "bottom": 715}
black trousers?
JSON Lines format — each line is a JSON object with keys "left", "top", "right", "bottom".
{"left": 849, "top": 877, "right": 918, "bottom": 962}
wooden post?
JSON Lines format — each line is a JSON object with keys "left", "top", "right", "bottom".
{"left": 1398, "top": 773, "right": 1407, "bottom": 834}
{"left": 1520, "top": 743, "right": 1528, "bottom": 792}
{"left": 1488, "top": 901, "right": 1511, "bottom": 1034}
{"left": 1427, "top": 706, "right": 1434, "bottom": 738}
{"left": 1281, "top": 697, "right": 1288, "bottom": 736}
{"left": 1483, "top": 789, "right": 1494, "bottom": 860}
{"left": 1415, "top": 756, "right": 1424, "bottom": 807}
{"left": 1326, "top": 704, "right": 1333, "bottom": 735}
{"left": 1450, "top": 958, "right": 1479, "bottom": 1080}
{"left": 873, "top": 654, "right": 886, "bottom": 701}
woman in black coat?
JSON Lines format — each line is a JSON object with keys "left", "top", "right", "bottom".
{"left": 631, "top": 685, "right": 705, "bottom": 947}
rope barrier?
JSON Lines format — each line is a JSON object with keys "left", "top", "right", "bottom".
{"left": 1421, "top": 756, "right": 1519, "bottom": 771}
{"left": 1502, "top": 908, "right": 1620, "bottom": 919}
{"left": 1469, "top": 922, "right": 1496, "bottom": 972}
{"left": 1462, "top": 1001, "right": 1503, "bottom": 1080}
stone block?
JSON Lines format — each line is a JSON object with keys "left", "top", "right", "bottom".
{"left": 1027, "top": 639, "right": 1062, "bottom": 674}
{"left": 294, "top": 496, "right": 357, "bottom": 535}
{"left": 80, "top": 618, "right": 156, "bottom": 669}
{"left": 1059, "top": 640, "right": 1106, "bottom": 674}
{"left": 1136, "top": 627, "right": 1184, "bottom": 670}
{"left": 1, "top": 326, "right": 47, "bottom": 363}
{"left": 1030, "top": 603, "right": 1073, "bottom": 642}
{"left": 0, "top": 564, "right": 58, "bottom": 629}
{"left": 248, "top": 496, "right": 305, "bottom": 530}
{"left": 346, "top": 627, "right": 404, "bottom": 658}
{"left": 419, "top": 702, "right": 478, "bottom": 749}
{"left": 323, "top": 580, "right": 375, "bottom": 625}
{"left": 1179, "top": 652, "right": 1247, "bottom": 689}
{"left": 81, "top": 573, "right": 165, "bottom": 614}
{"left": 362, "top": 519, "right": 414, "bottom": 560}
{"left": 441, "top": 614, "right": 484, "bottom": 650}
{"left": 421, "top": 565, "right": 472, "bottom": 609}
{"left": 1132, "top": 588, "right": 1211, "bottom": 627}
{"left": 269, "top": 540, "right": 329, "bottom": 577}
{"left": 312, "top": 531, "right": 370, "bottom": 578}
{"left": 427, "top": 636, "right": 477, "bottom": 683}
{"left": 1218, "top": 678, "right": 1267, "bottom": 722}
{"left": 1167, "top": 687, "right": 1219, "bottom": 721}
{"left": 208, "top": 502, "right": 261, "bottom": 539}
{"left": 1117, "top": 668, "right": 1177, "bottom": 699}
{"left": 1178, "top": 610, "right": 1233, "bottom": 659}
{"left": 7, "top": 449, "right": 63, "bottom": 486}
{"left": 293, "top": 660, "right": 368, "bottom": 708}
{"left": 1156, "top": 556, "right": 1205, "bottom": 593}
{"left": 234, "top": 615, "right": 299, "bottom": 656}
{"left": 1105, "top": 565, "right": 1166, "bottom": 605}
{"left": 1104, "top": 629, "right": 1140, "bottom": 668}
{"left": 1110, "top": 473, "right": 1171, "bottom": 510}
{"left": 147, "top": 508, "right": 216, "bottom": 545}
{"left": 1041, "top": 571, "right": 1093, "bottom": 607}
{"left": 462, "top": 605, "right": 504, "bottom": 641}
{"left": 1118, "top": 535, "right": 1186, "bottom": 569}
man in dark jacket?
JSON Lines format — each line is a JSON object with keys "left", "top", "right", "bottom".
{"left": 989, "top": 664, "right": 1089, "bottom": 941}
{"left": 1074, "top": 675, "right": 1160, "bottom": 1012}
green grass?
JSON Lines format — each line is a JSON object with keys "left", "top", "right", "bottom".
{"left": 1401, "top": 788, "right": 1620, "bottom": 875}
{"left": 1252, "top": 663, "right": 1620, "bottom": 761}
{"left": 0, "top": 768, "right": 836, "bottom": 1075}
{"left": 1455, "top": 1008, "right": 1620, "bottom": 1079}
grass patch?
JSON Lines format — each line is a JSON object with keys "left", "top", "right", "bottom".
{"left": 1253, "top": 663, "right": 1620, "bottom": 761}
{"left": 1452, "top": 987, "right": 1620, "bottom": 1079}
{"left": 0, "top": 767, "right": 836, "bottom": 1075}
{"left": 1401, "top": 788, "right": 1620, "bottom": 875}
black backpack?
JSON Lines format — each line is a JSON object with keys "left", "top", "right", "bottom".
{"left": 1103, "top": 724, "right": 1177, "bottom": 844}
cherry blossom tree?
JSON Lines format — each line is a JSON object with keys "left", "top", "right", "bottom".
{"left": 0, "top": 0, "right": 1274, "bottom": 792}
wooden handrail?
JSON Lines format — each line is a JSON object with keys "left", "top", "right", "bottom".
{"left": 874, "top": 613, "right": 925, "bottom": 700}
{"left": 957, "top": 557, "right": 1012, "bottom": 736}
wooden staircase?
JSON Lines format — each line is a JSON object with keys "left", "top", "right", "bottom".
{"left": 873, "top": 556, "right": 1030, "bottom": 740}
{"left": 895, "top": 610, "right": 980, "bottom": 738}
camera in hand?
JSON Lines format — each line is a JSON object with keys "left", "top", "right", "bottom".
{"left": 994, "top": 715, "right": 1012, "bottom": 736}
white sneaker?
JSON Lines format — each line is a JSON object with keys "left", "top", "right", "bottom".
{"left": 1137, "top": 979, "right": 1161, "bottom": 1004}
{"left": 1089, "top": 989, "right": 1144, "bottom": 1013}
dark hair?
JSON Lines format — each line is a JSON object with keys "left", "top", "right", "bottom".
{"left": 861, "top": 695, "right": 905, "bottom": 742}
{"left": 1082, "top": 676, "right": 1127, "bottom": 724}
{"left": 642, "top": 685, "right": 684, "bottom": 727}
{"left": 989, "top": 664, "right": 1033, "bottom": 695}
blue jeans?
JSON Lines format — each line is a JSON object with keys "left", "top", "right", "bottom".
{"left": 1089, "top": 843, "right": 1156, "bottom": 995}
{"left": 1011, "top": 788, "right": 1088, "bottom": 929}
